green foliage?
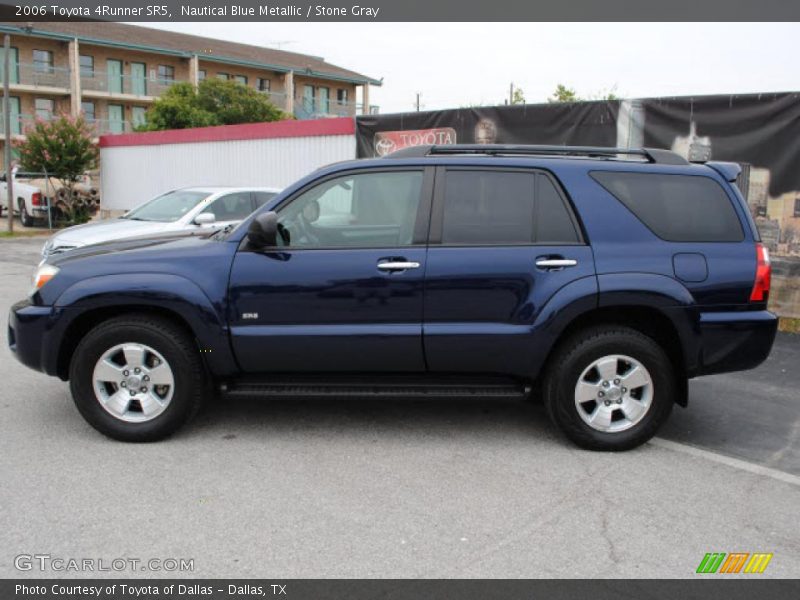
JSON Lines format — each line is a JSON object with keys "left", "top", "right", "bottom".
{"left": 549, "top": 84, "right": 580, "bottom": 103}
{"left": 138, "top": 78, "right": 288, "bottom": 131}
{"left": 14, "top": 114, "right": 98, "bottom": 226}
{"left": 511, "top": 87, "right": 526, "bottom": 105}
{"left": 14, "top": 114, "right": 97, "bottom": 182}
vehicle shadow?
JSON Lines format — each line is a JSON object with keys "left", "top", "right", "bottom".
{"left": 191, "top": 394, "right": 558, "bottom": 444}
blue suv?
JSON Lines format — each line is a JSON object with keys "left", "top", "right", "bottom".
{"left": 8, "top": 145, "right": 777, "bottom": 450}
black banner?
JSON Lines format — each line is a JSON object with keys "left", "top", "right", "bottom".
{"left": 356, "top": 102, "right": 619, "bottom": 158}
{"left": 3, "top": 579, "right": 800, "bottom": 600}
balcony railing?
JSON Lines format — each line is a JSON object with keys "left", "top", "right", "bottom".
{"left": 294, "top": 97, "right": 362, "bottom": 120}
{"left": 256, "top": 89, "right": 289, "bottom": 111}
{"left": 88, "top": 118, "right": 134, "bottom": 135}
{"left": 0, "top": 113, "right": 55, "bottom": 136}
{"left": 81, "top": 70, "right": 183, "bottom": 97}
{"left": 4, "top": 62, "right": 71, "bottom": 89}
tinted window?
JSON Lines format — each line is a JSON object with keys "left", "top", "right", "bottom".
{"left": 537, "top": 176, "right": 580, "bottom": 244}
{"left": 254, "top": 191, "right": 277, "bottom": 208}
{"left": 277, "top": 171, "right": 423, "bottom": 248}
{"left": 591, "top": 171, "right": 744, "bottom": 242}
{"left": 206, "top": 192, "right": 254, "bottom": 221}
{"left": 441, "top": 170, "right": 579, "bottom": 245}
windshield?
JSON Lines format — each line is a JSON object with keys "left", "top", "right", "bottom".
{"left": 123, "top": 190, "right": 210, "bottom": 222}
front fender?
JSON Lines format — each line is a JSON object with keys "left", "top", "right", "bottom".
{"left": 51, "top": 273, "right": 238, "bottom": 377}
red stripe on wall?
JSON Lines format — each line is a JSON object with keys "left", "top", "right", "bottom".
{"left": 99, "top": 117, "right": 355, "bottom": 148}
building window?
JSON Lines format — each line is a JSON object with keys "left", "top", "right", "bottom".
{"left": 318, "top": 87, "right": 330, "bottom": 114}
{"left": 198, "top": 69, "right": 206, "bottom": 81}
{"left": 157, "top": 65, "right": 175, "bottom": 82}
{"left": 81, "top": 101, "right": 95, "bottom": 121}
{"left": 8, "top": 96, "right": 20, "bottom": 135}
{"left": 234, "top": 75, "right": 247, "bottom": 85}
{"left": 35, "top": 98, "right": 55, "bottom": 120}
{"left": 132, "top": 106, "right": 147, "bottom": 128}
{"left": 108, "top": 104, "right": 124, "bottom": 134}
{"left": 257, "top": 78, "right": 270, "bottom": 92}
{"left": 794, "top": 197, "right": 800, "bottom": 218}
{"left": 0, "top": 47, "right": 19, "bottom": 84}
{"left": 33, "top": 50, "right": 54, "bottom": 73}
{"left": 79, "top": 55, "right": 94, "bottom": 78}
{"left": 337, "top": 89, "right": 348, "bottom": 105}
{"left": 216, "top": 72, "right": 230, "bottom": 80}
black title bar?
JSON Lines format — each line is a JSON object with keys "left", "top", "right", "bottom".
{"left": 1, "top": 0, "right": 800, "bottom": 22}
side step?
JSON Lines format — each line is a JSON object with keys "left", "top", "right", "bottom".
{"left": 223, "top": 375, "right": 529, "bottom": 400}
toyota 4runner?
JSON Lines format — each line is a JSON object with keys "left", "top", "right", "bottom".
{"left": 8, "top": 145, "right": 777, "bottom": 450}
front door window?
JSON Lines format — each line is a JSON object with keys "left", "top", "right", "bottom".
{"left": 277, "top": 171, "right": 424, "bottom": 249}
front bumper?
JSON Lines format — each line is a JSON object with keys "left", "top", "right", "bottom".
{"left": 8, "top": 299, "right": 58, "bottom": 376}
{"left": 697, "top": 310, "right": 778, "bottom": 376}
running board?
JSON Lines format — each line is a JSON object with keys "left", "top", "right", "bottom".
{"left": 223, "top": 375, "right": 528, "bottom": 400}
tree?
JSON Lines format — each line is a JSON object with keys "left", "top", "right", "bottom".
{"left": 138, "top": 78, "right": 288, "bottom": 131}
{"left": 511, "top": 87, "right": 526, "bottom": 105}
{"left": 14, "top": 114, "right": 98, "bottom": 224}
{"left": 549, "top": 84, "right": 580, "bottom": 103}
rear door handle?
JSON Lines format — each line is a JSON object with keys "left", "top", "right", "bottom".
{"left": 535, "top": 258, "right": 578, "bottom": 269}
{"left": 377, "top": 261, "right": 421, "bottom": 271}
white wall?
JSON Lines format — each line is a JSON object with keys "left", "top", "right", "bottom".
{"left": 99, "top": 134, "right": 356, "bottom": 211}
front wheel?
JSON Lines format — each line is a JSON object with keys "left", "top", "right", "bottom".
{"left": 543, "top": 326, "right": 675, "bottom": 451}
{"left": 69, "top": 315, "right": 207, "bottom": 442}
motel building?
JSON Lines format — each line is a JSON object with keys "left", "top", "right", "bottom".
{"left": 0, "top": 21, "right": 381, "bottom": 165}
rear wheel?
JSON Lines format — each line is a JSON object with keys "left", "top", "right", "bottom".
{"left": 543, "top": 326, "right": 675, "bottom": 451}
{"left": 18, "top": 198, "right": 34, "bottom": 227}
{"left": 69, "top": 315, "right": 206, "bottom": 442}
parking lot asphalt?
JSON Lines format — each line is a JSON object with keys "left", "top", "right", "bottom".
{"left": 1, "top": 237, "right": 798, "bottom": 579}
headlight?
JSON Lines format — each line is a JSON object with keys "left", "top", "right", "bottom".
{"left": 30, "top": 264, "right": 60, "bottom": 295}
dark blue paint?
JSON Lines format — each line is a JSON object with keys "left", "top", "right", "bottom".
{"left": 8, "top": 154, "right": 777, "bottom": 388}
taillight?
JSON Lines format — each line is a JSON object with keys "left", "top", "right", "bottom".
{"left": 31, "top": 192, "right": 42, "bottom": 207}
{"left": 749, "top": 243, "right": 771, "bottom": 303}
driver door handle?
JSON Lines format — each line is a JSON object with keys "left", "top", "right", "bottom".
{"left": 535, "top": 258, "right": 578, "bottom": 269}
{"left": 377, "top": 261, "right": 421, "bottom": 271}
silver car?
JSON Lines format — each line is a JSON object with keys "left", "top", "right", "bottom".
{"left": 42, "top": 186, "right": 280, "bottom": 260}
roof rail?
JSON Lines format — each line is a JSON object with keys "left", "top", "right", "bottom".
{"left": 383, "top": 144, "right": 689, "bottom": 165}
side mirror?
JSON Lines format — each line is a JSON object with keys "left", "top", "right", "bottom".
{"left": 247, "top": 211, "right": 279, "bottom": 247}
{"left": 194, "top": 212, "right": 216, "bottom": 226}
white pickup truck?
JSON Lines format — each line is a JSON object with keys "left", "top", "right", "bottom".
{"left": 0, "top": 169, "right": 52, "bottom": 227}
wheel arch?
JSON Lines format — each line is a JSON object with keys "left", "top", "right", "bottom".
{"left": 51, "top": 273, "right": 239, "bottom": 381}
{"left": 544, "top": 304, "right": 692, "bottom": 406}
{"left": 56, "top": 305, "right": 198, "bottom": 381}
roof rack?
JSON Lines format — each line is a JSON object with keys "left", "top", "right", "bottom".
{"left": 383, "top": 144, "right": 689, "bottom": 165}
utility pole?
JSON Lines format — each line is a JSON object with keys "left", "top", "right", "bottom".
{"left": 509, "top": 83, "right": 514, "bottom": 105}
{"left": 3, "top": 34, "right": 13, "bottom": 233}
{"left": 415, "top": 92, "right": 421, "bottom": 112}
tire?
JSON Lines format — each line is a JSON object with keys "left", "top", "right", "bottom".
{"left": 18, "top": 199, "right": 34, "bottom": 227}
{"left": 69, "top": 314, "right": 207, "bottom": 442}
{"left": 543, "top": 325, "right": 675, "bottom": 451}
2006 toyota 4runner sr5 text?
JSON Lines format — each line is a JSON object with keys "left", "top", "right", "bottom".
{"left": 9, "top": 145, "right": 777, "bottom": 450}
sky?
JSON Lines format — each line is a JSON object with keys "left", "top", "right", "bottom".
{"left": 141, "top": 22, "right": 800, "bottom": 114}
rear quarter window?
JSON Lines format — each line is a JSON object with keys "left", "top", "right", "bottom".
{"left": 590, "top": 171, "right": 744, "bottom": 242}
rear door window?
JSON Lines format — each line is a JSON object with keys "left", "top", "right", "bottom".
{"left": 590, "top": 171, "right": 744, "bottom": 242}
{"left": 440, "top": 169, "right": 580, "bottom": 245}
